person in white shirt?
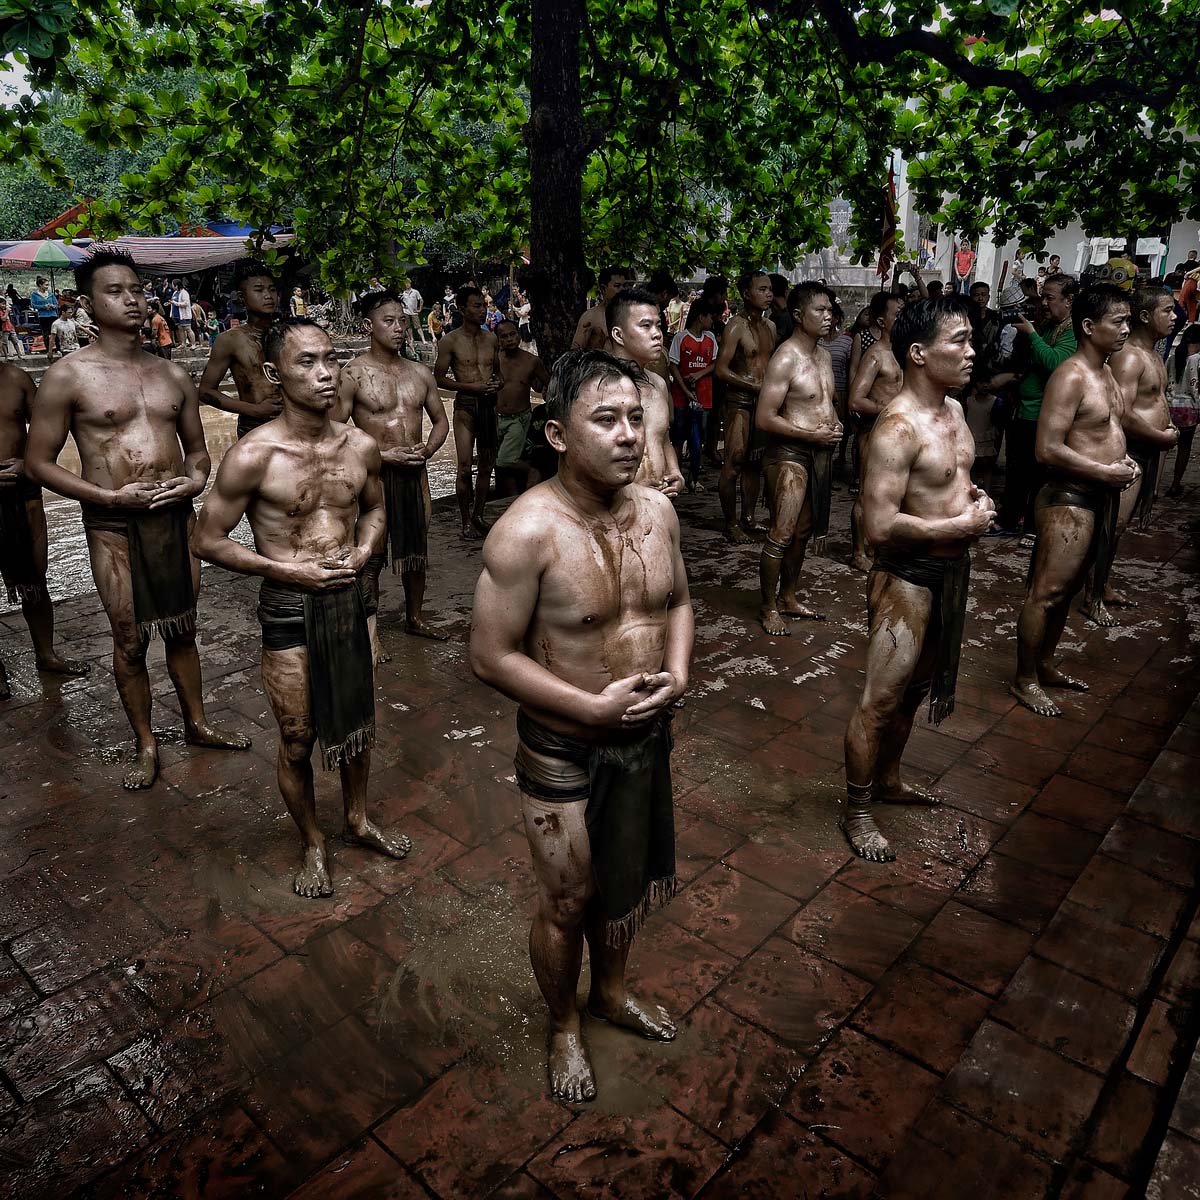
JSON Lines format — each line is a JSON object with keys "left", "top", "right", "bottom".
{"left": 401, "top": 282, "right": 426, "bottom": 343}
{"left": 170, "top": 278, "right": 195, "bottom": 348}
{"left": 50, "top": 306, "right": 81, "bottom": 356}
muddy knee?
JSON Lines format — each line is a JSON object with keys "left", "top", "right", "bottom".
{"left": 278, "top": 719, "right": 315, "bottom": 762}
{"left": 540, "top": 884, "right": 590, "bottom": 931}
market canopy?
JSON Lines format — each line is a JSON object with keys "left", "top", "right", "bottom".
{"left": 0, "top": 240, "right": 89, "bottom": 268}
{"left": 99, "top": 234, "right": 295, "bottom": 274}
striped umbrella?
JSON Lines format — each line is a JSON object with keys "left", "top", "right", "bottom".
{"left": 0, "top": 240, "right": 88, "bottom": 268}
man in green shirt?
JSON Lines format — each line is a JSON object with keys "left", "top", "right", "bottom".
{"left": 997, "top": 275, "right": 1079, "bottom": 541}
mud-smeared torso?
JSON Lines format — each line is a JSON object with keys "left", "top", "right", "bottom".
{"left": 633, "top": 372, "right": 674, "bottom": 487}
{"left": 1060, "top": 361, "right": 1128, "bottom": 469}
{"left": 773, "top": 340, "right": 838, "bottom": 434}
{"left": 345, "top": 356, "right": 430, "bottom": 452}
{"left": 0, "top": 364, "right": 31, "bottom": 463}
{"left": 226, "top": 325, "right": 283, "bottom": 413}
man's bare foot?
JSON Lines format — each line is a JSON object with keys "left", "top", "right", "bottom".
{"left": 841, "top": 809, "right": 895, "bottom": 862}
{"left": 1080, "top": 599, "right": 1119, "bottom": 627}
{"left": 375, "top": 648, "right": 392, "bottom": 664}
{"left": 123, "top": 742, "right": 159, "bottom": 790}
{"left": 850, "top": 553, "right": 873, "bottom": 572}
{"left": 35, "top": 654, "right": 90, "bottom": 676}
{"left": 874, "top": 781, "right": 942, "bottom": 806}
{"left": 294, "top": 843, "right": 333, "bottom": 898}
{"left": 1104, "top": 587, "right": 1137, "bottom": 609}
{"left": 405, "top": 618, "right": 449, "bottom": 641}
{"left": 1009, "top": 681, "right": 1062, "bottom": 718}
{"left": 185, "top": 722, "right": 252, "bottom": 750}
{"left": 471, "top": 515, "right": 491, "bottom": 538}
{"left": 740, "top": 520, "right": 767, "bottom": 541}
{"left": 588, "top": 995, "right": 677, "bottom": 1041}
{"left": 548, "top": 1030, "right": 596, "bottom": 1102}
{"left": 342, "top": 819, "right": 412, "bottom": 860}
{"left": 1038, "top": 666, "right": 1089, "bottom": 692}
{"left": 461, "top": 523, "right": 482, "bottom": 541}
{"left": 780, "top": 599, "right": 825, "bottom": 621}
{"left": 760, "top": 607, "right": 790, "bottom": 636}
{"left": 724, "top": 522, "right": 751, "bottom": 544}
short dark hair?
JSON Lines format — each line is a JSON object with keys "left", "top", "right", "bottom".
{"left": 737, "top": 270, "right": 768, "bottom": 298}
{"left": 769, "top": 273, "right": 790, "bottom": 299}
{"left": 357, "top": 289, "right": 401, "bottom": 319}
{"left": 605, "top": 285, "right": 659, "bottom": 335}
{"left": 544, "top": 349, "right": 646, "bottom": 430}
{"left": 1042, "top": 273, "right": 1079, "bottom": 298}
{"left": 456, "top": 285, "right": 484, "bottom": 310}
{"left": 1020, "top": 278, "right": 1039, "bottom": 296}
{"left": 1073, "top": 284, "right": 1129, "bottom": 342}
{"left": 1131, "top": 285, "right": 1174, "bottom": 326}
{"left": 787, "top": 281, "right": 835, "bottom": 314}
{"left": 700, "top": 274, "right": 728, "bottom": 298}
{"left": 968, "top": 281, "right": 989, "bottom": 295}
{"left": 869, "top": 290, "right": 902, "bottom": 324}
{"left": 75, "top": 248, "right": 140, "bottom": 296}
{"left": 647, "top": 270, "right": 677, "bottom": 299}
{"left": 891, "top": 296, "right": 971, "bottom": 370}
{"left": 597, "top": 266, "right": 627, "bottom": 288}
{"left": 263, "top": 316, "right": 327, "bottom": 365}
{"left": 494, "top": 318, "right": 519, "bottom": 333}
{"left": 686, "top": 296, "right": 718, "bottom": 325}
{"left": 233, "top": 259, "right": 276, "bottom": 290}
{"left": 927, "top": 280, "right": 945, "bottom": 295}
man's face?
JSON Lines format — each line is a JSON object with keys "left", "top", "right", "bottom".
{"left": 913, "top": 314, "right": 975, "bottom": 389}
{"left": 241, "top": 275, "right": 279, "bottom": 317}
{"left": 497, "top": 324, "right": 521, "bottom": 352}
{"left": 611, "top": 302, "right": 663, "bottom": 365}
{"left": 1041, "top": 283, "right": 1072, "bottom": 325}
{"left": 550, "top": 375, "right": 645, "bottom": 488}
{"left": 462, "top": 294, "right": 487, "bottom": 325}
{"left": 970, "top": 285, "right": 990, "bottom": 310}
{"left": 883, "top": 298, "right": 904, "bottom": 334}
{"left": 602, "top": 275, "right": 628, "bottom": 301}
{"left": 795, "top": 294, "right": 833, "bottom": 340}
{"left": 1087, "top": 303, "right": 1130, "bottom": 356}
{"left": 746, "top": 275, "right": 773, "bottom": 314}
{"left": 267, "top": 326, "right": 340, "bottom": 410}
{"left": 85, "top": 266, "right": 147, "bottom": 333}
{"left": 1144, "top": 294, "right": 1176, "bottom": 339}
{"left": 365, "top": 300, "right": 406, "bottom": 351}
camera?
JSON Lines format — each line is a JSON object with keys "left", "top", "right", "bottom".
{"left": 998, "top": 300, "right": 1037, "bottom": 327}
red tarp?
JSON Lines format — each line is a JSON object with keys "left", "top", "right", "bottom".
{"left": 25, "top": 200, "right": 94, "bottom": 240}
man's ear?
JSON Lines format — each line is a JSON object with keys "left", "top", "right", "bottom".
{"left": 263, "top": 362, "right": 281, "bottom": 387}
{"left": 544, "top": 418, "right": 568, "bottom": 454}
{"left": 76, "top": 295, "right": 93, "bottom": 316}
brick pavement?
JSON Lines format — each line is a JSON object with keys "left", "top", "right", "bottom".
{"left": 0, "top": 475, "right": 1198, "bottom": 1199}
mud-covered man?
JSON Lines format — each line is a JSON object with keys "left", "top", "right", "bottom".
{"left": 471, "top": 349, "right": 693, "bottom": 1102}
{"left": 335, "top": 291, "right": 450, "bottom": 642}
{"left": 27, "top": 249, "right": 249, "bottom": 788}
{"left": 572, "top": 266, "right": 630, "bottom": 351}
{"left": 493, "top": 318, "right": 549, "bottom": 492}
{"left": 194, "top": 317, "right": 411, "bottom": 898}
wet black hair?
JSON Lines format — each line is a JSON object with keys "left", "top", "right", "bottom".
{"left": 737, "top": 269, "right": 769, "bottom": 299}
{"left": 544, "top": 349, "right": 646, "bottom": 432}
{"left": 647, "top": 269, "right": 677, "bottom": 299}
{"left": 75, "top": 247, "right": 140, "bottom": 296}
{"left": 494, "top": 318, "right": 519, "bottom": 333}
{"left": 1130, "top": 284, "right": 1174, "bottom": 327}
{"left": 456, "top": 285, "right": 484, "bottom": 310}
{"left": 262, "top": 315, "right": 328, "bottom": 365}
{"left": 891, "top": 295, "right": 971, "bottom": 369}
{"left": 787, "top": 281, "right": 835, "bottom": 313}
{"left": 700, "top": 274, "right": 728, "bottom": 298}
{"left": 686, "top": 296, "right": 719, "bottom": 324}
{"left": 769, "top": 273, "right": 789, "bottom": 299}
{"left": 605, "top": 285, "right": 660, "bottom": 335}
{"left": 232, "top": 258, "right": 276, "bottom": 289}
{"left": 357, "top": 289, "right": 402, "bottom": 319}
{"left": 869, "top": 290, "right": 903, "bottom": 325}
{"left": 1072, "top": 284, "right": 1129, "bottom": 343}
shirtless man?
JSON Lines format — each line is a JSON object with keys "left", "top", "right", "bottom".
{"left": 434, "top": 286, "right": 501, "bottom": 538}
{"left": 471, "top": 349, "right": 693, "bottom": 1102}
{"left": 494, "top": 319, "right": 549, "bottom": 492}
{"left": 194, "top": 317, "right": 410, "bottom": 897}
{"left": 608, "top": 288, "right": 683, "bottom": 498}
{"left": 848, "top": 292, "right": 905, "bottom": 571}
{"left": 1012, "top": 285, "right": 1141, "bottom": 717}
{"left": 843, "top": 298, "right": 995, "bottom": 861}
{"left": 335, "top": 291, "right": 450, "bottom": 642}
{"left": 572, "top": 267, "right": 630, "bottom": 351}
{"left": 197, "top": 260, "right": 283, "bottom": 438}
{"left": 755, "top": 283, "right": 843, "bottom": 634}
{"left": 716, "top": 271, "right": 776, "bottom": 541}
{"left": 1081, "top": 286, "right": 1179, "bottom": 624}
{"left": 26, "top": 249, "right": 249, "bottom": 789}
{"left": 0, "top": 362, "right": 89, "bottom": 696}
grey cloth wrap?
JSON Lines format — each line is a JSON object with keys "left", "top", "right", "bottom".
{"left": 0, "top": 479, "right": 44, "bottom": 604}
{"left": 257, "top": 578, "right": 376, "bottom": 771}
{"left": 1126, "top": 436, "right": 1161, "bottom": 527}
{"left": 872, "top": 548, "right": 971, "bottom": 726}
{"left": 763, "top": 439, "right": 833, "bottom": 550}
{"left": 514, "top": 709, "right": 677, "bottom": 948}
{"left": 1032, "top": 472, "right": 1121, "bottom": 600}
{"left": 81, "top": 499, "right": 196, "bottom": 640}
{"left": 380, "top": 463, "right": 427, "bottom": 573}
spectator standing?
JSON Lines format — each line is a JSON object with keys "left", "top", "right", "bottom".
{"left": 0, "top": 300, "right": 24, "bottom": 358}
{"left": 149, "top": 301, "right": 174, "bottom": 359}
{"left": 49, "top": 303, "right": 80, "bottom": 357}
{"left": 1167, "top": 325, "right": 1200, "bottom": 497}
{"left": 289, "top": 286, "right": 307, "bottom": 318}
{"left": 29, "top": 276, "right": 58, "bottom": 359}
{"left": 668, "top": 296, "right": 720, "bottom": 492}
{"left": 169, "top": 277, "right": 195, "bottom": 347}
{"left": 401, "top": 279, "right": 426, "bottom": 343}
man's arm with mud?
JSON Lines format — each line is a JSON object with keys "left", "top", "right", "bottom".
{"left": 351, "top": 433, "right": 387, "bottom": 566}
{"left": 422, "top": 369, "right": 451, "bottom": 459}
{"left": 714, "top": 319, "right": 760, "bottom": 392}
{"left": 1110, "top": 353, "right": 1178, "bottom": 448}
{"left": 849, "top": 348, "right": 883, "bottom": 417}
{"left": 1035, "top": 365, "right": 1138, "bottom": 486}
{"left": 196, "top": 332, "right": 243, "bottom": 414}
{"left": 151, "top": 369, "right": 211, "bottom": 508}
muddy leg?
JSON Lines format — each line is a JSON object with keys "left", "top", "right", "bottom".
{"left": 1082, "top": 482, "right": 1137, "bottom": 622}
{"left": 471, "top": 448, "right": 496, "bottom": 537}
{"left": 340, "top": 747, "right": 411, "bottom": 861}
{"left": 719, "top": 404, "right": 750, "bottom": 542}
{"left": 453, "top": 406, "right": 478, "bottom": 538}
{"left": 779, "top": 486, "right": 823, "bottom": 620}
{"left": 584, "top": 910, "right": 677, "bottom": 1042}
{"left": 850, "top": 427, "right": 873, "bottom": 571}
{"left": 25, "top": 497, "right": 87, "bottom": 675}
{"left": 759, "top": 457, "right": 801, "bottom": 635}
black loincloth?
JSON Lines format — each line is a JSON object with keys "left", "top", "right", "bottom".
{"left": 236, "top": 413, "right": 270, "bottom": 440}
{"left": 81, "top": 500, "right": 196, "bottom": 640}
{"left": 457, "top": 394, "right": 499, "bottom": 453}
{"left": 1126, "top": 436, "right": 1161, "bottom": 527}
{"left": 514, "top": 709, "right": 677, "bottom": 947}
{"left": 762, "top": 439, "right": 833, "bottom": 550}
{"left": 1031, "top": 473, "right": 1121, "bottom": 599}
{"left": 257, "top": 578, "right": 376, "bottom": 770}
{"left": 381, "top": 463, "right": 428, "bottom": 573}
{"left": 0, "top": 479, "right": 44, "bottom": 605}
{"left": 727, "top": 389, "right": 765, "bottom": 465}
{"left": 872, "top": 548, "right": 971, "bottom": 726}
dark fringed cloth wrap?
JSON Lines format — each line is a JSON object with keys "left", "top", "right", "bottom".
{"left": 0, "top": 479, "right": 44, "bottom": 604}
{"left": 476, "top": 393, "right": 500, "bottom": 453}
{"left": 381, "top": 463, "right": 427, "bottom": 573}
{"left": 762, "top": 439, "right": 833, "bottom": 551}
{"left": 515, "top": 709, "right": 677, "bottom": 947}
{"left": 728, "top": 389, "right": 766, "bottom": 465}
{"left": 81, "top": 500, "right": 196, "bottom": 640}
{"left": 1126, "top": 436, "right": 1161, "bottom": 527}
{"left": 257, "top": 578, "right": 377, "bottom": 770}
{"left": 1031, "top": 473, "right": 1121, "bottom": 598}
{"left": 873, "top": 548, "right": 971, "bottom": 726}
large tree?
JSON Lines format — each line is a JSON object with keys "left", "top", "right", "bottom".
{"left": 2, "top": 0, "right": 1195, "bottom": 358}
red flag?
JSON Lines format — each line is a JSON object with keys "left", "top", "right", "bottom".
{"left": 877, "top": 164, "right": 897, "bottom": 280}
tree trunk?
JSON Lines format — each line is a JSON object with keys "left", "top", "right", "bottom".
{"left": 527, "top": 0, "right": 589, "bottom": 366}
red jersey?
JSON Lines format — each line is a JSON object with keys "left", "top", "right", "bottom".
{"left": 668, "top": 329, "right": 718, "bottom": 409}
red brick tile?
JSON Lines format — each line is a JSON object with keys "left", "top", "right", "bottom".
{"left": 1170, "top": 1044, "right": 1200, "bottom": 1141}
{"left": 1068, "top": 855, "right": 1188, "bottom": 939}
{"left": 992, "top": 957, "right": 1136, "bottom": 1073}
{"left": 1030, "top": 773, "right": 1128, "bottom": 834}
{"left": 1061, "top": 1161, "right": 1134, "bottom": 1200}
{"left": 1146, "top": 747, "right": 1200, "bottom": 792}
{"left": 993, "top": 704, "right": 1094, "bottom": 753}
{"left": 722, "top": 817, "right": 852, "bottom": 903}
{"left": 936, "top": 763, "right": 1037, "bottom": 825}
{"left": 1161, "top": 938, "right": 1200, "bottom": 1007}
{"left": 835, "top": 851, "right": 963, "bottom": 921}
{"left": 624, "top": 919, "right": 738, "bottom": 1017}
{"left": 1100, "top": 815, "right": 1200, "bottom": 888}
{"left": 0, "top": 950, "right": 36, "bottom": 1020}
{"left": 667, "top": 863, "right": 798, "bottom": 957}
{"left": 1084, "top": 713, "right": 1171, "bottom": 760}
{"left": 789, "top": 1027, "right": 940, "bottom": 1171}
{"left": 715, "top": 936, "right": 870, "bottom": 1052}
{"left": 244, "top": 863, "right": 389, "bottom": 953}
{"left": 909, "top": 900, "right": 1034, "bottom": 996}
{"left": 958, "top": 852, "right": 1073, "bottom": 934}
{"left": 487, "top": 1172, "right": 560, "bottom": 1200}
{"left": 1062, "top": 743, "right": 1149, "bottom": 794}
{"left": 1036, "top": 900, "right": 1165, "bottom": 1000}
{"left": 1127, "top": 999, "right": 1180, "bottom": 1086}
{"left": 1086, "top": 1071, "right": 1159, "bottom": 1180}
{"left": 286, "top": 1138, "right": 426, "bottom": 1199}
{"left": 1147, "top": 1130, "right": 1200, "bottom": 1199}
{"left": 969, "top": 731, "right": 1068, "bottom": 787}
{"left": 850, "top": 959, "right": 990, "bottom": 1074}
{"left": 877, "top": 1101, "right": 1053, "bottom": 1199}
{"left": 706, "top": 697, "right": 794, "bottom": 748}
{"left": 1129, "top": 778, "right": 1200, "bottom": 840}
{"left": 994, "top": 810, "right": 1103, "bottom": 880}
{"left": 374, "top": 1059, "right": 571, "bottom": 1196}
{"left": 437, "top": 825, "right": 537, "bottom": 905}
{"left": 942, "top": 1020, "right": 1104, "bottom": 1161}
{"left": 672, "top": 808, "right": 746, "bottom": 884}
{"left": 687, "top": 1109, "right": 876, "bottom": 1199}
{"left": 786, "top": 881, "right": 923, "bottom": 982}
